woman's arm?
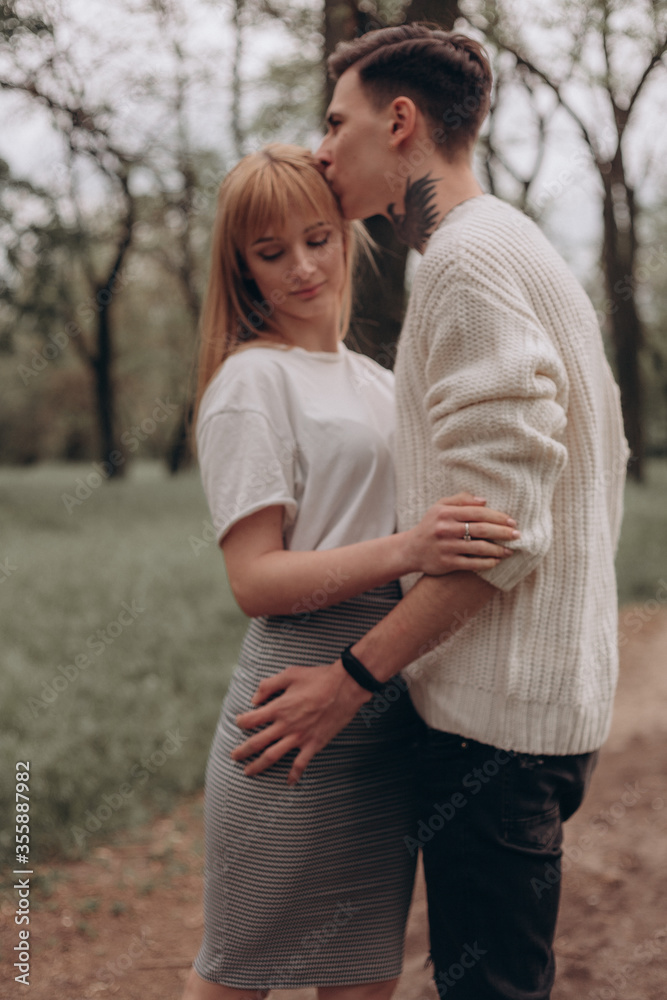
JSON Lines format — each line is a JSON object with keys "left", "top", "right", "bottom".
{"left": 222, "top": 494, "right": 519, "bottom": 617}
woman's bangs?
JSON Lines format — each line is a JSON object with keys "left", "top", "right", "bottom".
{"left": 239, "top": 160, "right": 340, "bottom": 248}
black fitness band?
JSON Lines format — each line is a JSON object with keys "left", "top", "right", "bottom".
{"left": 340, "top": 645, "right": 385, "bottom": 693}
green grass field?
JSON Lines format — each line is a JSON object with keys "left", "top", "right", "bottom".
{"left": 1, "top": 459, "right": 666, "bottom": 864}
{"left": 1, "top": 461, "right": 247, "bottom": 863}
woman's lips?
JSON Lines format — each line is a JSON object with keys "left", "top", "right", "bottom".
{"left": 291, "top": 282, "right": 325, "bottom": 299}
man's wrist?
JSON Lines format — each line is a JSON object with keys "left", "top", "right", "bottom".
{"left": 332, "top": 658, "right": 373, "bottom": 705}
{"left": 340, "top": 644, "right": 387, "bottom": 693}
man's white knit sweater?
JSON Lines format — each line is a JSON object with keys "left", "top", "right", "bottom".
{"left": 395, "top": 193, "right": 629, "bottom": 756}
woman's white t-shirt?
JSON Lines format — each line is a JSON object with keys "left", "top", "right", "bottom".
{"left": 196, "top": 342, "right": 397, "bottom": 551}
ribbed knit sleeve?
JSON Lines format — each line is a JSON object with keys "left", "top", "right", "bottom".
{"left": 393, "top": 194, "right": 629, "bottom": 755}
{"left": 423, "top": 261, "right": 569, "bottom": 591}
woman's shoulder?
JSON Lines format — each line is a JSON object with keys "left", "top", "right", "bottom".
{"left": 343, "top": 345, "right": 395, "bottom": 393}
{"left": 198, "top": 344, "right": 295, "bottom": 425}
{"left": 224, "top": 340, "right": 296, "bottom": 369}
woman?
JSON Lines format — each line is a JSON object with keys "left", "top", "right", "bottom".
{"left": 184, "top": 144, "right": 518, "bottom": 1000}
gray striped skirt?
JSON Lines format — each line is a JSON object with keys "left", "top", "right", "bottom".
{"left": 193, "top": 582, "right": 420, "bottom": 989}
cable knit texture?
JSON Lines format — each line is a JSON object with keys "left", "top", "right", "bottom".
{"left": 395, "top": 194, "right": 629, "bottom": 755}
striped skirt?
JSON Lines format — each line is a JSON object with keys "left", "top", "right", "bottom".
{"left": 193, "top": 582, "right": 420, "bottom": 989}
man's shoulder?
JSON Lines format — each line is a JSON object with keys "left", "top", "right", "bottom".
{"left": 427, "top": 194, "right": 541, "bottom": 258}
{"left": 417, "top": 194, "right": 574, "bottom": 301}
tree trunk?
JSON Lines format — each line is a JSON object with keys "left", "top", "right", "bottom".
{"left": 167, "top": 183, "right": 202, "bottom": 474}
{"left": 92, "top": 200, "right": 134, "bottom": 478}
{"left": 349, "top": 215, "right": 409, "bottom": 367}
{"left": 405, "top": 0, "right": 460, "bottom": 29}
{"left": 231, "top": 0, "right": 245, "bottom": 160}
{"left": 93, "top": 302, "right": 122, "bottom": 476}
{"left": 600, "top": 160, "right": 644, "bottom": 480}
{"left": 322, "top": 0, "right": 358, "bottom": 111}
{"left": 167, "top": 224, "right": 199, "bottom": 475}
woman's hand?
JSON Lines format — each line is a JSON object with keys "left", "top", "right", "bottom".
{"left": 405, "top": 492, "right": 520, "bottom": 576}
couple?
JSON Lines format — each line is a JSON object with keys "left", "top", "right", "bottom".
{"left": 185, "top": 24, "right": 628, "bottom": 1000}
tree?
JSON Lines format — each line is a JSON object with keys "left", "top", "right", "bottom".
{"left": 0, "top": 0, "right": 231, "bottom": 471}
{"left": 0, "top": 1, "right": 142, "bottom": 474}
{"left": 463, "top": 0, "right": 667, "bottom": 480}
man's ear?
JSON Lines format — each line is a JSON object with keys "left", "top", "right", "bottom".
{"left": 388, "top": 95, "right": 418, "bottom": 149}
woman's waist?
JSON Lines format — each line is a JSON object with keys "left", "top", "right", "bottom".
{"left": 242, "top": 581, "right": 401, "bottom": 663}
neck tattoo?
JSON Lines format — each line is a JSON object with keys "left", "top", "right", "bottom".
{"left": 387, "top": 173, "right": 441, "bottom": 253}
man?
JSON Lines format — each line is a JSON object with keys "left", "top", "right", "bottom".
{"left": 232, "top": 24, "right": 629, "bottom": 1000}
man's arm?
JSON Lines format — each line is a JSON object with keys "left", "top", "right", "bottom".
{"left": 235, "top": 253, "right": 570, "bottom": 783}
{"left": 233, "top": 570, "right": 496, "bottom": 784}
{"left": 349, "top": 570, "right": 496, "bottom": 676}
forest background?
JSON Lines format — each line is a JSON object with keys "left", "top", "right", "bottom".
{"left": 1, "top": 0, "right": 667, "bottom": 861}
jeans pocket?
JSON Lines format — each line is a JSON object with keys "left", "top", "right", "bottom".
{"left": 501, "top": 754, "right": 563, "bottom": 851}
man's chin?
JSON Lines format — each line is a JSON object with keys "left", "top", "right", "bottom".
{"left": 337, "top": 194, "right": 367, "bottom": 222}
{"left": 322, "top": 181, "right": 364, "bottom": 221}
{"left": 328, "top": 185, "right": 349, "bottom": 217}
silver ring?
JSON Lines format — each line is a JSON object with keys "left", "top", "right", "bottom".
{"left": 464, "top": 522, "right": 471, "bottom": 542}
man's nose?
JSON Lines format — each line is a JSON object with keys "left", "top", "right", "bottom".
{"left": 314, "top": 136, "right": 331, "bottom": 171}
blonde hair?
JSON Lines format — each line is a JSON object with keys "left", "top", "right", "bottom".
{"left": 194, "top": 144, "right": 362, "bottom": 426}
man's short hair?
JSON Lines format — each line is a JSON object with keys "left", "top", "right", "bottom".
{"left": 328, "top": 23, "right": 492, "bottom": 153}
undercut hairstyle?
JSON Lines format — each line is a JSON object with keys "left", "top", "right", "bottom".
{"left": 328, "top": 24, "right": 492, "bottom": 154}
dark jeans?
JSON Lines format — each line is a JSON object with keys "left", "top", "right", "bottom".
{"left": 415, "top": 724, "right": 598, "bottom": 1000}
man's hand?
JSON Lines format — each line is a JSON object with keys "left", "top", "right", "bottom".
{"left": 232, "top": 661, "right": 370, "bottom": 785}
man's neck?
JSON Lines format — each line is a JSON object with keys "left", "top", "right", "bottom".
{"left": 384, "top": 159, "right": 484, "bottom": 254}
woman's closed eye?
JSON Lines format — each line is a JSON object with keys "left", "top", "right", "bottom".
{"left": 258, "top": 249, "right": 283, "bottom": 261}
{"left": 258, "top": 233, "right": 330, "bottom": 262}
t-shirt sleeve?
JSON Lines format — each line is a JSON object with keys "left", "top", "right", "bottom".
{"left": 197, "top": 407, "right": 298, "bottom": 544}
{"left": 423, "top": 260, "right": 569, "bottom": 592}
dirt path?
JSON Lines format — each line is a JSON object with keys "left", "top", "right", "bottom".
{"left": 2, "top": 609, "right": 666, "bottom": 1000}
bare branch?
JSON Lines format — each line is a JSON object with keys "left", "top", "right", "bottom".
{"left": 627, "top": 36, "right": 667, "bottom": 115}
{"left": 507, "top": 46, "right": 600, "bottom": 158}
